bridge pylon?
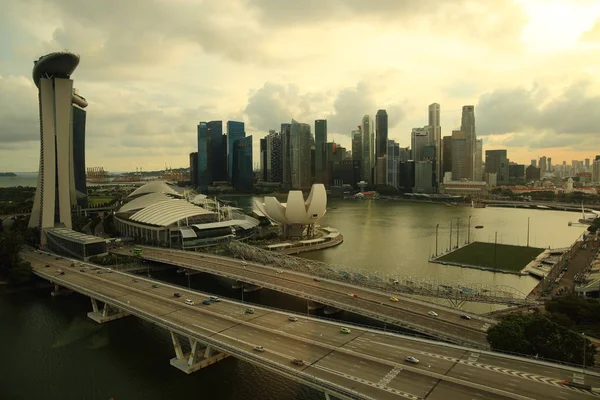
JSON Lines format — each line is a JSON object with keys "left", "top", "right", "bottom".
{"left": 169, "top": 331, "right": 229, "bottom": 374}
{"left": 87, "top": 298, "right": 129, "bottom": 323}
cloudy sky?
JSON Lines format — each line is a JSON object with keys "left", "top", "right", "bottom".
{"left": 1, "top": 0, "right": 599, "bottom": 173}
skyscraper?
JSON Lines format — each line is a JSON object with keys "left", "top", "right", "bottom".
{"left": 285, "top": 120, "right": 312, "bottom": 189}
{"left": 361, "top": 115, "right": 374, "bottom": 184}
{"left": 475, "top": 139, "right": 483, "bottom": 181}
{"left": 266, "top": 131, "right": 283, "bottom": 183}
{"left": 428, "top": 103, "right": 442, "bottom": 183}
{"left": 281, "top": 123, "right": 292, "bottom": 187}
{"left": 314, "top": 119, "right": 327, "bottom": 184}
{"left": 189, "top": 152, "right": 198, "bottom": 186}
{"left": 232, "top": 136, "right": 253, "bottom": 190}
{"left": 375, "top": 110, "right": 388, "bottom": 158}
{"left": 197, "top": 122, "right": 209, "bottom": 192}
{"left": 227, "top": 121, "right": 245, "bottom": 182}
{"left": 387, "top": 140, "right": 400, "bottom": 188}
{"left": 411, "top": 126, "right": 431, "bottom": 162}
{"left": 539, "top": 156, "right": 547, "bottom": 175}
{"left": 351, "top": 129, "right": 362, "bottom": 163}
{"left": 442, "top": 136, "right": 452, "bottom": 176}
{"left": 485, "top": 150, "right": 509, "bottom": 185}
{"left": 451, "top": 130, "right": 468, "bottom": 180}
{"left": 197, "top": 120, "right": 228, "bottom": 191}
{"left": 29, "top": 52, "right": 88, "bottom": 244}
{"left": 460, "top": 105, "right": 476, "bottom": 180}
{"left": 72, "top": 97, "right": 87, "bottom": 208}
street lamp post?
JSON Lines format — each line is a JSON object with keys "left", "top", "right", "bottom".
{"left": 435, "top": 224, "right": 439, "bottom": 257}
{"left": 468, "top": 215, "right": 472, "bottom": 244}
{"left": 457, "top": 218, "right": 460, "bottom": 249}
{"left": 449, "top": 220, "right": 453, "bottom": 252}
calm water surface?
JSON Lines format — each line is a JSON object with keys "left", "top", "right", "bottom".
{"left": 1, "top": 197, "right": 587, "bottom": 400}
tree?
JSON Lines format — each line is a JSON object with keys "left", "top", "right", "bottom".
{"left": 487, "top": 314, "right": 596, "bottom": 366}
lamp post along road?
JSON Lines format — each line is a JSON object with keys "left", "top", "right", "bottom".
{"left": 435, "top": 223, "right": 439, "bottom": 257}
{"left": 467, "top": 215, "right": 472, "bottom": 244}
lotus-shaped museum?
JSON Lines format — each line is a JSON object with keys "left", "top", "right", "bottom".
{"left": 255, "top": 184, "right": 327, "bottom": 228}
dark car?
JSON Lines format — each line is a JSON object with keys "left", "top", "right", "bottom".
{"left": 152, "top": 284, "right": 159, "bottom": 288}
{"left": 461, "top": 315, "right": 472, "bottom": 320}
{"left": 313, "top": 278, "right": 321, "bottom": 282}
{"left": 44, "top": 264, "right": 50, "bottom": 268}
{"left": 291, "top": 359, "right": 304, "bottom": 366}
{"left": 174, "top": 292, "right": 181, "bottom": 298}
{"left": 202, "top": 300, "right": 211, "bottom": 305}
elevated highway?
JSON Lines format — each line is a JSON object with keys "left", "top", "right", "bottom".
{"left": 113, "top": 246, "right": 495, "bottom": 348}
{"left": 24, "top": 250, "right": 600, "bottom": 400}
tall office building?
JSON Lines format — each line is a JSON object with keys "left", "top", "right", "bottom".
{"left": 411, "top": 126, "right": 431, "bottom": 162}
{"left": 227, "top": 121, "right": 245, "bottom": 182}
{"left": 460, "top": 106, "right": 476, "bottom": 180}
{"left": 451, "top": 130, "right": 468, "bottom": 180}
{"left": 361, "top": 115, "right": 374, "bottom": 184}
{"left": 232, "top": 136, "right": 253, "bottom": 190}
{"left": 351, "top": 129, "right": 362, "bottom": 163}
{"left": 260, "top": 137, "right": 267, "bottom": 181}
{"left": 72, "top": 98, "right": 87, "bottom": 208}
{"left": 314, "top": 119, "right": 327, "bottom": 184}
{"left": 485, "top": 150, "right": 509, "bottom": 185}
{"left": 387, "top": 140, "right": 400, "bottom": 188}
{"left": 189, "top": 152, "right": 198, "bottom": 186}
{"left": 284, "top": 120, "right": 312, "bottom": 189}
{"left": 475, "top": 139, "right": 483, "bottom": 181}
{"left": 531, "top": 159, "right": 537, "bottom": 168}
{"left": 428, "top": 103, "right": 442, "bottom": 184}
{"left": 267, "top": 131, "right": 283, "bottom": 183}
{"left": 539, "top": 156, "right": 547, "bottom": 175}
{"left": 547, "top": 157, "right": 552, "bottom": 172}
{"left": 29, "top": 52, "right": 89, "bottom": 244}
{"left": 442, "top": 136, "right": 452, "bottom": 175}
{"left": 376, "top": 110, "right": 388, "bottom": 158}
{"left": 593, "top": 156, "right": 600, "bottom": 184}
{"left": 414, "top": 161, "right": 434, "bottom": 193}
{"left": 197, "top": 120, "right": 227, "bottom": 191}
{"left": 281, "top": 123, "right": 292, "bottom": 187}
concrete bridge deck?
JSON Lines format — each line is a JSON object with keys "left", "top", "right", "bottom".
{"left": 113, "top": 246, "right": 495, "bottom": 348}
{"left": 24, "top": 250, "right": 600, "bottom": 400}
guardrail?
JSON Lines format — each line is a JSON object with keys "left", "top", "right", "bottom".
{"left": 140, "top": 253, "right": 487, "bottom": 349}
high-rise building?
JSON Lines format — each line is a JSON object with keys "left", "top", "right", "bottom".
{"left": 460, "top": 105, "right": 476, "bottom": 180}
{"left": 260, "top": 137, "right": 267, "bottom": 181}
{"left": 539, "top": 156, "right": 547, "bottom": 175}
{"left": 414, "top": 161, "right": 434, "bottom": 193}
{"left": 451, "top": 130, "right": 468, "bottom": 180}
{"left": 361, "top": 115, "right": 374, "bottom": 184}
{"left": 376, "top": 110, "right": 388, "bottom": 158}
{"left": 442, "top": 136, "right": 452, "bottom": 175}
{"left": 531, "top": 159, "right": 537, "bottom": 168}
{"left": 387, "top": 140, "right": 400, "bottom": 188}
{"left": 398, "top": 161, "right": 415, "bottom": 192}
{"left": 314, "top": 119, "right": 327, "bottom": 184}
{"left": 189, "top": 152, "right": 198, "bottom": 186}
{"left": 197, "top": 120, "right": 227, "bottom": 191}
{"left": 232, "top": 136, "right": 253, "bottom": 190}
{"left": 29, "top": 52, "right": 88, "bottom": 244}
{"left": 428, "top": 103, "right": 442, "bottom": 183}
{"left": 72, "top": 99, "right": 87, "bottom": 208}
{"left": 266, "top": 131, "right": 283, "bottom": 183}
{"left": 485, "top": 150, "right": 509, "bottom": 185}
{"left": 281, "top": 123, "right": 292, "bottom": 187}
{"left": 331, "top": 160, "right": 361, "bottom": 187}
{"left": 227, "top": 121, "right": 245, "bottom": 182}
{"left": 547, "top": 157, "right": 552, "bottom": 172}
{"left": 509, "top": 164, "right": 525, "bottom": 184}
{"left": 475, "top": 139, "right": 483, "bottom": 181}
{"left": 411, "top": 126, "right": 431, "bottom": 162}
{"left": 526, "top": 165, "right": 541, "bottom": 180}
{"left": 593, "top": 156, "right": 600, "bottom": 184}
{"left": 284, "top": 120, "right": 313, "bottom": 189}
{"left": 351, "top": 129, "right": 362, "bottom": 163}
{"left": 585, "top": 158, "right": 590, "bottom": 169}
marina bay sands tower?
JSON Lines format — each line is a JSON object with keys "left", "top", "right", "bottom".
{"left": 29, "top": 52, "right": 88, "bottom": 245}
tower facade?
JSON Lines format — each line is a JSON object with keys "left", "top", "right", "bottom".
{"left": 375, "top": 110, "right": 388, "bottom": 158}
{"left": 428, "top": 103, "right": 442, "bottom": 183}
{"left": 361, "top": 115, "right": 374, "bottom": 184}
{"left": 460, "top": 105, "right": 476, "bottom": 180}
{"left": 314, "top": 119, "right": 327, "bottom": 184}
{"left": 29, "top": 52, "right": 88, "bottom": 245}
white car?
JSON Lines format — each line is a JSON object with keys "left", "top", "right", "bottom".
{"left": 210, "top": 296, "right": 220, "bottom": 302}
{"left": 405, "top": 356, "right": 420, "bottom": 364}
{"left": 428, "top": 311, "right": 438, "bottom": 317}
{"left": 240, "top": 261, "right": 248, "bottom": 266}
{"left": 254, "top": 345, "right": 265, "bottom": 352}
{"left": 185, "top": 299, "right": 195, "bottom": 306}
{"left": 288, "top": 316, "right": 298, "bottom": 322}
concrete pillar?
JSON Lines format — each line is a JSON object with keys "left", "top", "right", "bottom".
{"left": 204, "top": 345, "right": 215, "bottom": 358}
{"left": 102, "top": 303, "right": 109, "bottom": 318}
{"left": 171, "top": 331, "right": 184, "bottom": 360}
{"left": 324, "top": 392, "right": 331, "bottom": 400}
{"left": 188, "top": 339, "right": 200, "bottom": 366}
{"left": 91, "top": 298, "right": 99, "bottom": 313}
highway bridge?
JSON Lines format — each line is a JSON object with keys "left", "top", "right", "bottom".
{"left": 24, "top": 250, "right": 599, "bottom": 400}
{"left": 112, "top": 245, "right": 496, "bottom": 349}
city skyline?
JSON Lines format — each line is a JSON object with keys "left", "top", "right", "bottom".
{"left": 1, "top": 0, "right": 600, "bottom": 172}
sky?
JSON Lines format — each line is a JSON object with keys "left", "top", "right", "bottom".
{"left": 0, "top": 0, "right": 599, "bottom": 173}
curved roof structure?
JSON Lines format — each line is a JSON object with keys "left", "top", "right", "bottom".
{"left": 119, "top": 192, "right": 175, "bottom": 213}
{"left": 32, "top": 52, "right": 80, "bottom": 88}
{"left": 255, "top": 184, "right": 327, "bottom": 225}
{"left": 129, "top": 199, "right": 214, "bottom": 227}
{"left": 127, "top": 181, "right": 183, "bottom": 198}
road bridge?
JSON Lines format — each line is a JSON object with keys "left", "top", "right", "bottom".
{"left": 24, "top": 250, "right": 600, "bottom": 400}
{"left": 113, "top": 246, "right": 505, "bottom": 348}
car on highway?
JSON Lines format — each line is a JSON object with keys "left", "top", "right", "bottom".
{"left": 202, "top": 300, "right": 211, "bottom": 305}
{"left": 254, "top": 345, "right": 265, "bottom": 352}
{"left": 44, "top": 264, "right": 50, "bottom": 268}
{"left": 347, "top": 293, "right": 358, "bottom": 298}
{"left": 340, "top": 327, "right": 351, "bottom": 334}
{"left": 173, "top": 292, "right": 181, "bottom": 298}
{"left": 276, "top": 270, "right": 284, "bottom": 274}
{"left": 313, "top": 278, "right": 320, "bottom": 282}
{"left": 288, "top": 316, "right": 298, "bottom": 322}
{"left": 390, "top": 297, "right": 399, "bottom": 302}
{"left": 291, "top": 359, "right": 304, "bottom": 366}
{"left": 96, "top": 270, "right": 103, "bottom": 274}
{"left": 393, "top": 280, "right": 399, "bottom": 285}
{"left": 405, "top": 356, "right": 420, "bottom": 364}
{"left": 185, "top": 299, "right": 195, "bottom": 306}
{"left": 240, "top": 261, "right": 248, "bottom": 266}
{"left": 132, "top": 279, "right": 138, "bottom": 283}
{"left": 80, "top": 269, "right": 86, "bottom": 272}
{"left": 428, "top": 311, "right": 438, "bottom": 317}
{"left": 57, "top": 270, "right": 65, "bottom": 275}
{"left": 106, "top": 268, "right": 113, "bottom": 273}
{"left": 245, "top": 308, "right": 255, "bottom": 314}
{"left": 460, "top": 314, "right": 471, "bottom": 320}
{"left": 209, "top": 296, "right": 220, "bottom": 302}
{"left": 152, "top": 284, "right": 159, "bottom": 288}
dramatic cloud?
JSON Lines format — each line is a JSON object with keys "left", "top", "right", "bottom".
{"left": 0, "top": 0, "right": 599, "bottom": 171}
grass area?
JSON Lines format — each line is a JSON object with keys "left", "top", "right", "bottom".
{"left": 87, "top": 196, "right": 115, "bottom": 207}
{"left": 436, "top": 241, "right": 544, "bottom": 272}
